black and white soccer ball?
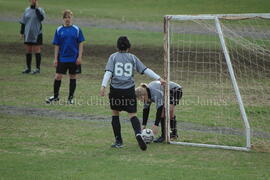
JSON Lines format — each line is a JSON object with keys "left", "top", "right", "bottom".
{"left": 141, "top": 128, "right": 154, "bottom": 143}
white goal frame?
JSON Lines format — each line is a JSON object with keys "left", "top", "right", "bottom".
{"left": 163, "top": 13, "right": 270, "bottom": 151}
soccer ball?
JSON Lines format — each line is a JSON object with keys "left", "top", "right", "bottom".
{"left": 141, "top": 129, "right": 154, "bottom": 143}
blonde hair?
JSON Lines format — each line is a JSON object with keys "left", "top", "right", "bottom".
{"left": 63, "top": 9, "right": 73, "bottom": 18}
{"left": 135, "top": 83, "right": 148, "bottom": 98}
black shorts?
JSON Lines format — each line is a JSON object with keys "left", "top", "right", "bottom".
{"left": 170, "top": 88, "right": 182, "bottom": 105}
{"left": 56, "top": 62, "right": 82, "bottom": 75}
{"left": 109, "top": 86, "right": 137, "bottom": 113}
{"left": 24, "top": 34, "right": 43, "bottom": 45}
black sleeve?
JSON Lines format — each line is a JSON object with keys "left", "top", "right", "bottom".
{"left": 20, "top": 23, "right": 25, "bottom": 34}
{"left": 154, "top": 106, "right": 163, "bottom": 126}
{"left": 35, "top": 9, "right": 44, "bottom": 21}
{"left": 142, "top": 106, "right": 150, "bottom": 126}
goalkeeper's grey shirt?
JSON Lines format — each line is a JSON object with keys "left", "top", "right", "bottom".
{"left": 144, "top": 81, "right": 182, "bottom": 109}
{"left": 105, "top": 52, "right": 147, "bottom": 89}
{"left": 148, "top": 80, "right": 182, "bottom": 92}
{"left": 20, "top": 7, "right": 45, "bottom": 43}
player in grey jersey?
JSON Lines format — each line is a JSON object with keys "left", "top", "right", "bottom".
{"left": 135, "top": 80, "right": 182, "bottom": 143}
{"left": 20, "top": 0, "right": 45, "bottom": 74}
{"left": 100, "top": 36, "right": 166, "bottom": 151}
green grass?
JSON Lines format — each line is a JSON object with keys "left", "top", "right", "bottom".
{"left": 0, "top": 0, "right": 270, "bottom": 179}
{"left": 1, "top": 0, "right": 270, "bottom": 22}
{"left": 0, "top": 21, "right": 164, "bottom": 47}
{"left": 1, "top": 113, "right": 270, "bottom": 180}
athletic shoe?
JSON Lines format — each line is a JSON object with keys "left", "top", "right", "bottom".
{"left": 31, "top": 69, "right": 40, "bottom": 74}
{"left": 170, "top": 132, "right": 179, "bottom": 140}
{"left": 153, "top": 136, "right": 165, "bottom": 143}
{"left": 46, "top": 96, "right": 59, "bottom": 104}
{"left": 22, "top": 69, "right": 31, "bottom": 74}
{"left": 136, "top": 134, "right": 147, "bottom": 151}
{"left": 67, "top": 97, "right": 74, "bottom": 104}
{"left": 111, "top": 141, "right": 124, "bottom": 148}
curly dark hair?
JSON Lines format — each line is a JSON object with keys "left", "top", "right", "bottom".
{"left": 117, "top": 36, "right": 131, "bottom": 51}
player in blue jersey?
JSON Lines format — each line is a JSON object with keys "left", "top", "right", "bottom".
{"left": 20, "top": 0, "right": 45, "bottom": 74}
{"left": 135, "top": 81, "right": 182, "bottom": 143}
{"left": 100, "top": 36, "right": 166, "bottom": 151}
{"left": 46, "top": 10, "right": 85, "bottom": 104}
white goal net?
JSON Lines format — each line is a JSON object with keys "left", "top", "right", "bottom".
{"left": 163, "top": 14, "right": 270, "bottom": 151}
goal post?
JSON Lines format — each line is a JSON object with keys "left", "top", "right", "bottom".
{"left": 163, "top": 14, "right": 270, "bottom": 151}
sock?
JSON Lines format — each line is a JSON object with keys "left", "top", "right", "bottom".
{"left": 69, "top": 79, "right": 76, "bottom": 99}
{"left": 170, "top": 117, "right": 175, "bottom": 132}
{"left": 130, "top": 116, "right": 141, "bottom": 135}
{"left": 26, "top": 53, "right": 32, "bottom": 70}
{"left": 170, "top": 116, "right": 177, "bottom": 136}
{"left": 53, "top": 80, "right": 61, "bottom": 98}
{"left": 35, "top": 53, "right": 41, "bottom": 69}
{"left": 111, "top": 116, "right": 122, "bottom": 143}
{"left": 160, "top": 118, "right": 165, "bottom": 137}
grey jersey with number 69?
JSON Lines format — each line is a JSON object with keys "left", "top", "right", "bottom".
{"left": 105, "top": 52, "right": 147, "bottom": 89}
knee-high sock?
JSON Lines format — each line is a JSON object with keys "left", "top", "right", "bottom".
{"left": 26, "top": 53, "right": 32, "bottom": 70}
{"left": 112, "top": 116, "right": 122, "bottom": 142}
{"left": 170, "top": 116, "right": 176, "bottom": 131}
{"left": 69, "top": 79, "right": 76, "bottom": 99}
{"left": 170, "top": 116, "right": 177, "bottom": 135}
{"left": 35, "top": 53, "right": 41, "bottom": 69}
{"left": 160, "top": 118, "right": 165, "bottom": 137}
{"left": 130, "top": 116, "right": 141, "bottom": 135}
{"left": 54, "top": 80, "right": 61, "bottom": 98}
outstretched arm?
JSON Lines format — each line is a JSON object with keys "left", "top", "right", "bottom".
{"left": 144, "top": 68, "right": 166, "bottom": 85}
{"left": 134, "top": 56, "right": 166, "bottom": 85}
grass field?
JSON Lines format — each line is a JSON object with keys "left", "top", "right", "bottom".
{"left": 1, "top": 113, "right": 269, "bottom": 180}
{"left": 0, "top": 0, "right": 270, "bottom": 179}
{"left": 1, "top": 0, "right": 270, "bottom": 21}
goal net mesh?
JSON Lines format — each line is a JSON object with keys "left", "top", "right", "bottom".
{"left": 167, "top": 16, "right": 270, "bottom": 150}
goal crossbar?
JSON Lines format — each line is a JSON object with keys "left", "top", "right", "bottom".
{"left": 165, "top": 13, "right": 270, "bottom": 20}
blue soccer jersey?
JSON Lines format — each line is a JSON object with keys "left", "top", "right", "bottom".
{"left": 52, "top": 25, "right": 85, "bottom": 63}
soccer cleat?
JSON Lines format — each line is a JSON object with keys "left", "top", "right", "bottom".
{"left": 170, "top": 130, "right": 179, "bottom": 140}
{"left": 31, "top": 69, "right": 40, "bottom": 74}
{"left": 111, "top": 141, "right": 124, "bottom": 148}
{"left": 67, "top": 96, "right": 74, "bottom": 104}
{"left": 136, "top": 134, "right": 147, "bottom": 151}
{"left": 67, "top": 98, "right": 74, "bottom": 104}
{"left": 153, "top": 136, "right": 165, "bottom": 143}
{"left": 46, "top": 96, "right": 59, "bottom": 104}
{"left": 22, "top": 69, "right": 31, "bottom": 74}
{"left": 170, "top": 134, "right": 178, "bottom": 140}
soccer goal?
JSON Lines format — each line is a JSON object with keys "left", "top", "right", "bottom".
{"left": 163, "top": 14, "right": 270, "bottom": 151}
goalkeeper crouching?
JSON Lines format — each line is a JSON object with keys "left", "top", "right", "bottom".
{"left": 135, "top": 81, "right": 182, "bottom": 143}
